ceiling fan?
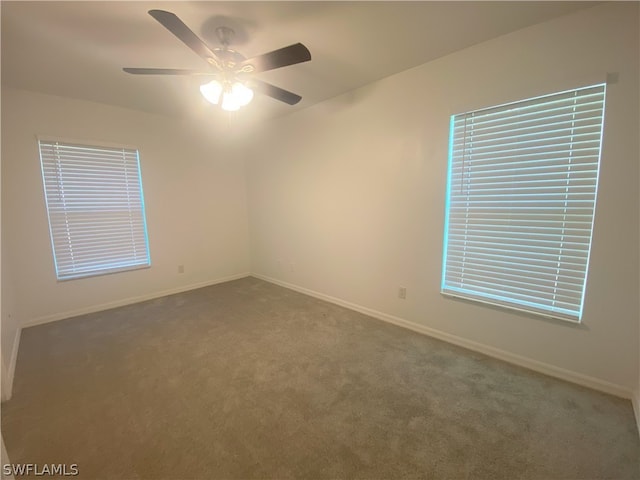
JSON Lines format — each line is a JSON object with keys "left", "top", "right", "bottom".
{"left": 123, "top": 10, "right": 311, "bottom": 111}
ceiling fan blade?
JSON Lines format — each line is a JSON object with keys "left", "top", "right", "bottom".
{"left": 238, "top": 43, "right": 311, "bottom": 73}
{"left": 123, "top": 67, "right": 213, "bottom": 75}
{"left": 148, "top": 10, "right": 221, "bottom": 68}
{"left": 249, "top": 79, "right": 302, "bottom": 105}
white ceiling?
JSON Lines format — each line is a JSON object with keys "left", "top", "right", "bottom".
{"left": 1, "top": 1, "right": 596, "bottom": 124}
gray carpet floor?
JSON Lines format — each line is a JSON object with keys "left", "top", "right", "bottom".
{"left": 2, "top": 277, "right": 638, "bottom": 479}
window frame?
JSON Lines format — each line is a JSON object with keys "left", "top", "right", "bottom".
{"left": 440, "top": 84, "right": 606, "bottom": 323}
{"left": 38, "top": 137, "right": 151, "bottom": 281}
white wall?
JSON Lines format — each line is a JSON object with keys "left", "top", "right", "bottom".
{"left": 0, "top": 251, "right": 19, "bottom": 400}
{"left": 1, "top": 90, "right": 20, "bottom": 401}
{"left": 1, "top": 88, "right": 251, "bottom": 377}
{"left": 245, "top": 3, "right": 639, "bottom": 394}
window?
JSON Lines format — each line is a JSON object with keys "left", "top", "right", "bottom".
{"left": 39, "top": 139, "right": 151, "bottom": 280}
{"left": 441, "top": 84, "right": 606, "bottom": 322}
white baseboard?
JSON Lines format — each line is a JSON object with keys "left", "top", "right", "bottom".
{"left": 252, "top": 273, "right": 633, "bottom": 400}
{"left": 633, "top": 387, "right": 640, "bottom": 438}
{"left": 1, "top": 327, "right": 22, "bottom": 402}
{"left": 23, "top": 273, "right": 251, "bottom": 329}
{"left": 0, "top": 359, "right": 7, "bottom": 402}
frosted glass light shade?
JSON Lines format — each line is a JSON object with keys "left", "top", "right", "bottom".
{"left": 221, "top": 93, "right": 241, "bottom": 111}
{"left": 200, "top": 80, "right": 223, "bottom": 105}
{"left": 231, "top": 82, "right": 254, "bottom": 106}
{"left": 201, "top": 80, "right": 253, "bottom": 111}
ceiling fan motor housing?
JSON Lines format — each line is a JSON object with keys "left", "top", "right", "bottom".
{"left": 215, "top": 26, "right": 235, "bottom": 46}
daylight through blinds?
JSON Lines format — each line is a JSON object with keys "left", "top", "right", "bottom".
{"left": 39, "top": 140, "right": 150, "bottom": 280}
{"left": 441, "top": 84, "right": 606, "bottom": 321}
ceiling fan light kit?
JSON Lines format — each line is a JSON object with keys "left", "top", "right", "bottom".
{"left": 200, "top": 80, "right": 254, "bottom": 111}
{"left": 123, "top": 10, "right": 311, "bottom": 111}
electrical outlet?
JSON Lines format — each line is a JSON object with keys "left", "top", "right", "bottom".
{"left": 398, "top": 287, "right": 407, "bottom": 299}
{"left": 178, "top": 265, "right": 185, "bottom": 274}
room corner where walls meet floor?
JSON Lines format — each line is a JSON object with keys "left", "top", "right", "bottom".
{"left": 2, "top": 276, "right": 638, "bottom": 479}
{"left": 2, "top": 273, "right": 639, "bottom": 440}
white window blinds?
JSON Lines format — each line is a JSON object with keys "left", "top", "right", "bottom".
{"left": 441, "top": 84, "right": 606, "bottom": 322}
{"left": 39, "top": 140, "right": 151, "bottom": 280}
